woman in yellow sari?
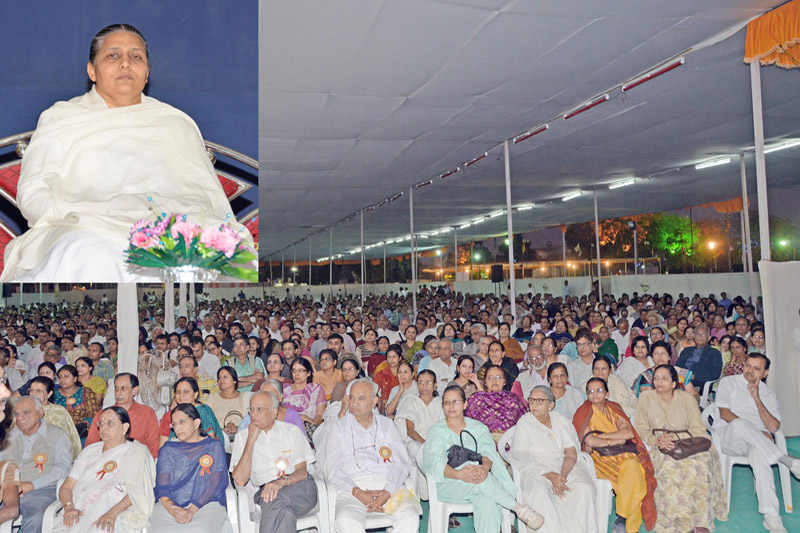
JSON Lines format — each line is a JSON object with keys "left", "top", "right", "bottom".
{"left": 572, "top": 377, "right": 657, "bottom": 533}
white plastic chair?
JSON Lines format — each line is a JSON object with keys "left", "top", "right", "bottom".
{"left": 236, "top": 469, "right": 329, "bottom": 533}
{"left": 702, "top": 402, "right": 793, "bottom": 513}
{"left": 698, "top": 378, "right": 720, "bottom": 409}
{"left": 415, "top": 446, "right": 512, "bottom": 533}
{"left": 324, "top": 478, "right": 395, "bottom": 532}
{"left": 497, "top": 427, "right": 612, "bottom": 533}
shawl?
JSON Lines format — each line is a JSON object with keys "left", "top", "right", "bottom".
{"left": 465, "top": 390, "right": 528, "bottom": 433}
{"left": 2, "top": 86, "right": 252, "bottom": 281}
{"left": 119, "top": 441, "right": 157, "bottom": 531}
{"left": 572, "top": 400, "right": 657, "bottom": 530}
{"left": 154, "top": 437, "right": 228, "bottom": 509}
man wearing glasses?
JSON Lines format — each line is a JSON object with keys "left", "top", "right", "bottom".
{"left": 567, "top": 331, "right": 597, "bottom": 386}
{"left": 325, "top": 379, "right": 420, "bottom": 533}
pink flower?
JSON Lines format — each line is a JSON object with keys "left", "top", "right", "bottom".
{"left": 200, "top": 225, "right": 240, "bottom": 258}
{"left": 129, "top": 218, "right": 153, "bottom": 236}
{"left": 171, "top": 221, "right": 201, "bottom": 243}
{"left": 149, "top": 216, "right": 171, "bottom": 237}
{"left": 131, "top": 230, "right": 159, "bottom": 249}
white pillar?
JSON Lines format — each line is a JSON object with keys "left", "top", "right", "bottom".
{"left": 561, "top": 227, "right": 567, "bottom": 275}
{"left": 360, "top": 209, "right": 365, "bottom": 306}
{"left": 188, "top": 284, "right": 196, "bottom": 323}
{"left": 281, "top": 251, "right": 285, "bottom": 284}
{"left": 178, "top": 283, "right": 187, "bottom": 329}
{"left": 309, "top": 239, "right": 312, "bottom": 286}
{"left": 741, "top": 154, "right": 756, "bottom": 303}
{"left": 594, "top": 189, "right": 603, "bottom": 301}
{"left": 383, "top": 241, "right": 387, "bottom": 287}
{"left": 503, "top": 141, "right": 517, "bottom": 324}
{"left": 454, "top": 229, "right": 458, "bottom": 282}
{"left": 329, "top": 228, "right": 333, "bottom": 299}
{"left": 164, "top": 283, "right": 175, "bottom": 333}
{"left": 750, "top": 61, "right": 771, "bottom": 261}
{"left": 409, "top": 187, "right": 417, "bottom": 318}
{"left": 117, "top": 283, "right": 139, "bottom": 375}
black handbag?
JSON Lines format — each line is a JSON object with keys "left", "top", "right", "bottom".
{"left": 652, "top": 429, "right": 711, "bottom": 460}
{"left": 582, "top": 430, "right": 638, "bottom": 456}
{"left": 447, "top": 430, "right": 483, "bottom": 468}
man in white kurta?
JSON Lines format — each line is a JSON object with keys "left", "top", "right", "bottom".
{"left": 427, "top": 339, "right": 458, "bottom": 394}
{"left": 324, "top": 379, "right": 420, "bottom": 533}
{"left": 712, "top": 353, "right": 800, "bottom": 533}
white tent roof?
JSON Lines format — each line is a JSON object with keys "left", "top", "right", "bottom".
{"left": 259, "top": 0, "right": 800, "bottom": 262}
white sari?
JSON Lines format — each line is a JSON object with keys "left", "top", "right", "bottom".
{"left": 51, "top": 441, "right": 155, "bottom": 533}
{"left": 394, "top": 395, "right": 443, "bottom": 499}
{"left": 509, "top": 412, "right": 598, "bottom": 533}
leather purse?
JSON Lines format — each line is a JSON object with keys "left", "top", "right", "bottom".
{"left": 652, "top": 428, "right": 711, "bottom": 460}
{"left": 447, "top": 430, "right": 483, "bottom": 468}
{"left": 582, "top": 430, "right": 639, "bottom": 456}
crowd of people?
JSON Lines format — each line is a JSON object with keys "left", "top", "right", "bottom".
{"left": 0, "top": 285, "right": 796, "bottom": 533}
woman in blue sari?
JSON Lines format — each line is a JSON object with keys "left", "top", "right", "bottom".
{"left": 150, "top": 403, "right": 232, "bottom": 532}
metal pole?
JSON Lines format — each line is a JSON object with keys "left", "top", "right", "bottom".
{"left": 383, "top": 241, "right": 387, "bottom": 287}
{"left": 503, "top": 141, "right": 517, "bottom": 324}
{"left": 561, "top": 226, "right": 567, "bottom": 276}
{"left": 309, "top": 239, "right": 312, "bottom": 286}
{"left": 689, "top": 207, "right": 695, "bottom": 273}
{"left": 741, "top": 154, "right": 756, "bottom": 303}
{"left": 281, "top": 251, "right": 285, "bottom": 284}
{"left": 593, "top": 189, "right": 603, "bottom": 301}
{"left": 409, "top": 187, "right": 417, "bottom": 318}
{"left": 360, "top": 209, "right": 365, "bottom": 307}
{"left": 329, "top": 228, "right": 333, "bottom": 299}
{"left": 454, "top": 228, "right": 458, "bottom": 282}
{"left": 269, "top": 256, "right": 273, "bottom": 285}
{"left": 750, "top": 61, "right": 771, "bottom": 261}
{"left": 633, "top": 227, "right": 639, "bottom": 275}
{"left": 293, "top": 246, "right": 297, "bottom": 286}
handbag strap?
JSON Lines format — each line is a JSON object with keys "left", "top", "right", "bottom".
{"left": 459, "top": 430, "right": 479, "bottom": 452}
{"left": 652, "top": 428, "right": 695, "bottom": 443}
{"left": 581, "top": 429, "right": 604, "bottom": 448}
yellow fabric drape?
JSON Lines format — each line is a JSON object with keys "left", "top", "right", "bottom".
{"left": 745, "top": 0, "right": 800, "bottom": 69}
{"left": 697, "top": 197, "right": 745, "bottom": 213}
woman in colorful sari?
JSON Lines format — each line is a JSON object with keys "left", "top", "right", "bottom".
{"left": 633, "top": 365, "right": 727, "bottom": 533}
{"left": 572, "top": 377, "right": 657, "bottom": 533}
{"left": 422, "top": 385, "right": 544, "bottom": 533}
{"left": 158, "top": 377, "right": 224, "bottom": 448}
{"left": 547, "top": 363, "right": 584, "bottom": 420}
{"left": 498, "top": 322, "right": 524, "bottom": 363}
{"left": 476, "top": 341, "right": 519, "bottom": 391}
{"left": 451, "top": 355, "right": 482, "bottom": 399}
{"left": 400, "top": 325, "right": 424, "bottom": 363}
{"left": 616, "top": 336, "right": 652, "bottom": 388}
{"left": 51, "top": 406, "right": 155, "bottom": 533}
{"left": 373, "top": 344, "right": 402, "bottom": 404}
{"left": 283, "top": 357, "right": 326, "bottom": 441}
{"left": 722, "top": 336, "right": 748, "bottom": 377}
{"left": 150, "top": 403, "right": 232, "bottom": 532}
{"left": 54, "top": 364, "right": 101, "bottom": 439}
{"left": 312, "top": 348, "right": 341, "bottom": 400}
{"left": 465, "top": 365, "right": 528, "bottom": 442}
{"left": 75, "top": 356, "right": 107, "bottom": 400}
{"left": 633, "top": 340, "right": 697, "bottom": 399}
{"left": 509, "top": 385, "right": 598, "bottom": 533}
{"left": 587, "top": 355, "right": 637, "bottom": 419}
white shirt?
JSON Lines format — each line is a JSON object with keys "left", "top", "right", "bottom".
{"left": 567, "top": 357, "right": 593, "bottom": 388}
{"left": 427, "top": 357, "right": 458, "bottom": 393}
{"left": 378, "top": 328, "right": 402, "bottom": 345}
{"left": 324, "top": 412, "right": 410, "bottom": 494}
{"left": 611, "top": 329, "right": 630, "bottom": 357}
{"left": 230, "top": 420, "right": 315, "bottom": 487}
{"left": 196, "top": 352, "right": 221, "bottom": 379}
{"left": 714, "top": 374, "right": 781, "bottom": 434}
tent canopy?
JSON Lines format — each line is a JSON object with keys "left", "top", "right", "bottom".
{"left": 259, "top": 0, "right": 800, "bottom": 263}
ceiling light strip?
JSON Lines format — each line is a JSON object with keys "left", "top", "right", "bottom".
{"left": 465, "top": 153, "right": 487, "bottom": 167}
{"left": 564, "top": 94, "right": 609, "bottom": 120}
{"left": 622, "top": 57, "right": 685, "bottom": 93}
{"left": 695, "top": 158, "right": 731, "bottom": 169}
{"left": 440, "top": 167, "right": 460, "bottom": 179}
{"left": 609, "top": 178, "right": 636, "bottom": 189}
{"left": 513, "top": 124, "right": 548, "bottom": 144}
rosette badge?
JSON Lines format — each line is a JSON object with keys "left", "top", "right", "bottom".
{"left": 126, "top": 213, "right": 257, "bottom": 282}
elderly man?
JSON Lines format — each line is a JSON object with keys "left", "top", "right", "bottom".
{"left": 231, "top": 391, "right": 317, "bottom": 533}
{"left": 226, "top": 335, "right": 266, "bottom": 392}
{"left": 712, "top": 353, "right": 800, "bottom": 533}
{"left": 511, "top": 345, "right": 549, "bottom": 400}
{"left": 611, "top": 318, "right": 630, "bottom": 356}
{"left": 2, "top": 396, "right": 71, "bottom": 533}
{"left": 86, "top": 373, "right": 159, "bottom": 458}
{"left": 26, "top": 376, "right": 82, "bottom": 460}
{"left": 178, "top": 355, "right": 219, "bottom": 402}
{"left": 428, "top": 338, "right": 458, "bottom": 394}
{"left": 676, "top": 325, "right": 722, "bottom": 392}
{"left": 325, "top": 379, "right": 420, "bottom": 533}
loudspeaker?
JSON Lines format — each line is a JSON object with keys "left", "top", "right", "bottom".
{"left": 490, "top": 265, "right": 504, "bottom": 283}
{"left": 2, "top": 285, "right": 12, "bottom": 298}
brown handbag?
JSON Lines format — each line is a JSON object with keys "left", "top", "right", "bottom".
{"left": 652, "top": 429, "right": 711, "bottom": 460}
{"left": 582, "top": 430, "right": 638, "bottom": 456}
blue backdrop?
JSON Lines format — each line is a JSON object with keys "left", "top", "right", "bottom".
{"left": 0, "top": 0, "right": 258, "bottom": 233}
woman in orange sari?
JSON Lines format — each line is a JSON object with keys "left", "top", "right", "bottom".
{"left": 572, "top": 377, "right": 657, "bottom": 533}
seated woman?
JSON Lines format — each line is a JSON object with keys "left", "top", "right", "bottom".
{"left": 400, "top": 325, "right": 424, "bottom": 363}
{"left": 410, "top": 336, "right": 439, "bottom": 372}
{"left": 722, "top": 336, "right": 748, "bottom": 377}
{"left": 264, "top": 353, "right": 287, "bottom": 384}
{"left": 312, "top": 349, "right": 341, "bottom": 400}
{"left": 0, "top": 368, "right": 20, "bottom": 526}
{"left": 283, "top": 358, "right": 326, "bottom": 441}
{"left": 1, "top": 23, "right": 254, "bottom": 282}
{"left": 384, "top": 361, "right": 418, "bottom": 417}
{"left": 329, "top": 357, "right": 364, "bottom": 404}
{"left": 150, "top": 404, "right": 232, "bottom": 532}
{"left": 465, "top": 365, "right": 528, "bottom": 442}
{"left": 512, "top": 315, "right": 534, "bottom": 342}
{"left": 586, "top": 355, "right": 637, "bottom": 419}
{"left": 354, "top": 328, "right": 379, "bottom": 370}
{"left": 634, "top": 341, "right": 697, "bottom": 399}
{"left": 498, "top": 322, "right": 524, "bottom": 363}
{"left": 422, "top": 385, "right": 544, "bottom": 533}
{"left": 373, "top": 344, "right": 403, "bottom": 404}
{"left": 51, "top": 407, "right": 155, "bottom": 533}
{"left": 451, "top": 355, "right": 481, "bottom": 399}
{"left": 205, "top": 367, "right": 249, "bottom": 436}
{"left": 633, "top": 365, "right": 727, "bottom": 533}
{"left": 12, "top": 361, "right": 57, "bottom": 398}
{"left": 365, "top": 335, "right": 390, "bottom": 377}
{"left": 547, "top": 363, "right": 585, "bottom": 420}
{"left": 55, "top": 364, "right": 102, "bottom": 439}
{"left": 75, "top": 356, "right": 107, "bottom": 400}
{"left": 549, "top": 319, "right": 574, "bottom": 344}
{"left": 476, "top": 341, "right": 519, "bottom": 391}
{"left": 573, "top": 377, "right": 657, "bottom": 533}
{"left": 509, "top": 385, "right": 597, "bottom": 533}
{"left": 616, "top": 336, "right": 652, "bottom": 389}
{"left": 159, "top": 377, "right": 224, "bottom": 448}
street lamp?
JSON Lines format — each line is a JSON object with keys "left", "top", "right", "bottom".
{"left": 627, "top": 220, "right": 638, "bottom": 274}
{"left": 708, "top": 241, "right": 717, "bottom": 272}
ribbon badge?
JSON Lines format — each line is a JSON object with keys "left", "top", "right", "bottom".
{"left": 275, "top": 456, "right": 289, "bottom": 478}
{"left": 97, "top": 461, "right": 117, "bottom": 480}
{"left": 199, "top": 454, "right": 214, "bottom": 476}
{"left": 379, "top": 446, "right": 392, "bottom": 463}
{"left": 67, "top": 397, "right": 77, "bottom": 407}
{"left": 33, "top": 453, "right": 48, "bottom": 473}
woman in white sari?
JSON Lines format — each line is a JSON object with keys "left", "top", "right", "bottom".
{"left": 2, "top": 23, "right": 253, "bottom": 282}
{"left": 509, "top": 385, "right": 598, "bottom": 533}
{"left": 51, "top": 406, "right": 156, "bottom": 532}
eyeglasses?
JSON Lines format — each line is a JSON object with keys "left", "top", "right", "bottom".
{"left": 319, "top": 357, "right": 333, "bottom": 362}
{"left": 291, "top": 368, "right": 308, "bottom": 374}
{"left": 248, "top": 406, "right": 275, "bottom": 414}
{"left": 528, "top": 398, "right": 550, "bottom": 405}
{"left": 443, "top": 399, "right": 463, "bottom": 406}
{"left": 576, "top": 342, "right": 592, "bottom": 347}
{"left": 485, "top": 375, "right": 504, "bottom": 381}
{"left": 587, "top": 388, "right": 606, "bottom": 395}
{"left": 418, "top": 380, "right": 434, "bottom": 385}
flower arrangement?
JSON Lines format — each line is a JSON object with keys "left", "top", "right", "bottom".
{"left": 126, "top": 214, "right": 257, "bottom": 282}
